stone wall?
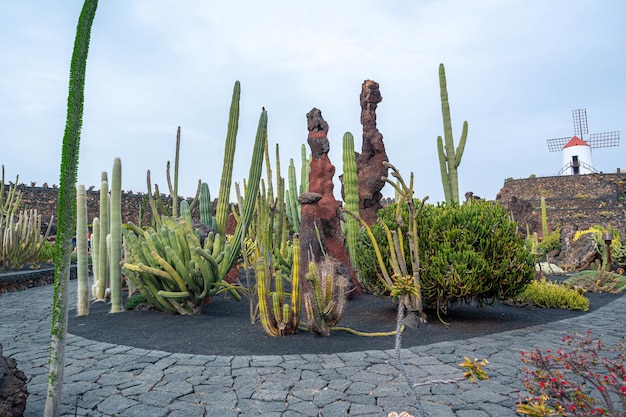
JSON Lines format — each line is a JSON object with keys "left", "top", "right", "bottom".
{"left": 495, "top": 173, "right": 626, "bottom": 236}
{"left": 3, "top": 185, "right": 203, "bottom": 234}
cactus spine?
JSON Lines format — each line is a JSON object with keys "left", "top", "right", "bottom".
{"left": 109, "top": 158, "right": 123, "bottom": 312}
{"left": 437, "top": 63, "right": 468, "bottom": 205}
{"left": 342, "top": 132, "right": 359, "bottom": 269}
{"left": 76, "top": 184, "right": 89, "bottom": 316}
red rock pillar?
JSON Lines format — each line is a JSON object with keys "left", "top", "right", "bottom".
{"left": 356, "top": 80, "right": 388, "bottom": 225}
{"left": 299, "top": 108, "right": 360, "bottom": 294}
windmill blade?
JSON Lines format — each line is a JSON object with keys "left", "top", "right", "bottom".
{"left": 572, "top": 109, "right": 589, "bottom": 136}
{"left": 588, "top": 131, "right": 620, "bottom": 148}
{"left": 546, "top": 136, "right": 571, "bottom": 152}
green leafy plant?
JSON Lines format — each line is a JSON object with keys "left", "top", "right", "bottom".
{"left": 514, "top": 279, "right": 589, "bottom": 311}
{"left": 354, "top": 199, "right": 535, "bottom": 320}
{"left": 518, "top": 331, "right": 625, "bottom": 416}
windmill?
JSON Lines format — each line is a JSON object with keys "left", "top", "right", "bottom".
{"left": 546, "top": 109, "right": 620, "bottom": 175}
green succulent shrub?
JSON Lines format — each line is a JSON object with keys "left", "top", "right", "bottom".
{"left": 537, "top": 228, "right": 561, "bottom": 255}
{"left": 514, "top": 278, "right": 589, "bottom": 310}
{"left": 354, "top": 200, "right": 535, "bottom": 315}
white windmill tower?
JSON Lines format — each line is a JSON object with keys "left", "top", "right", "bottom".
{"left": 546, "top": 109, "right": 620, "bottom": 175}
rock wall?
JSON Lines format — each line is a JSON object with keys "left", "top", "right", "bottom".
{"left": 495, "top": 173, "right": 626, "bottom": 236}
{"left": 3, "top": 185, "right": 203, "bottom": 235}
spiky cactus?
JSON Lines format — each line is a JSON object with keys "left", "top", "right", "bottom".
{"left": 109, "top": 158, "right": 123, "bottom": 312}
{"left": 257, "top": 235, "right": 301, "bottom": 337}
{"left": 303, "top": 257, "right": 348, "bottom": 337}
{"left": 76, "top": 184, "right": 89, "bottom": 316}
{"left": 199, "top": 182, "right": 217, "bottom": 230}
{"left": 437, "top": 63, "right": 468, "bottom": 205}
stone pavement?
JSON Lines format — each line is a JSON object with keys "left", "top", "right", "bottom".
{"left": 1, "top": 280, "right": 624, "bottom": 417}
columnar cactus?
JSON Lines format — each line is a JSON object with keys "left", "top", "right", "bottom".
{"left": 437, "top": 63, "right": 468, "bottom": 205}
{"left": 95, "top": 175, "right": 109, "bottom": 301}
{"left": 109, "top": 158, "right": 123, "bottom": 313}
{"left": 215, "top": 81, "right": 241, "bottom": 237}
{"left": 341, "top": 132, "right": 360, "bottom": 269}
{"left": 199, "top": 182, "right": 217, "bottom": 230}
{"left": 76, "top": 184, "right": 89, "bottom": 316}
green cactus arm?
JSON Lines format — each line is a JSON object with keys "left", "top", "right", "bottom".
{"left": 454, "top": 121, "right": 469, "bottom": 169}
{"left": 216, "top": 81, "right": 241, "bottom": 236}
{"left": 166, "top": 127, "right": 181, "bottom": 218}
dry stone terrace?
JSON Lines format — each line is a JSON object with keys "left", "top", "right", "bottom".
{"left": 1, "top": 279, "right": 624, "bottom": 416}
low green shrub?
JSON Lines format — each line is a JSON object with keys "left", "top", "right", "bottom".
{"left": 565, "top": 270, "right": 626, "bottom": 293}
{"left": 125, "top": 294, "right": 148, "bottom": 310}
{"left": 514, "top": 278, "right": 589, "bottom": 310}
{"left": 354, "top": 200, "right": 535, "bottom": 315}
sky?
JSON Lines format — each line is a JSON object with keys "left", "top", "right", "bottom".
{"left": 1, "top": 1, "right": 624, "bottom": 205}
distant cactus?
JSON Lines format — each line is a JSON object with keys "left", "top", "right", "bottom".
{"left": 437, "top": 63, "right": 468, "bottom": 205}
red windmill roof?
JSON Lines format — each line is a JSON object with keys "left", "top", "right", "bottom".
{"left": 563, "top": 135, "right": 590, "bottom": 149}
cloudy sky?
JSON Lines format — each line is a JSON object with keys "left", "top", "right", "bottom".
{"left": 1, "top": 1, "right": 624, "bottom": 204}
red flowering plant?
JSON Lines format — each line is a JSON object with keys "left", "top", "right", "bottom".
{"left": 517, "top": 331, "right": 625, "bottom": 417}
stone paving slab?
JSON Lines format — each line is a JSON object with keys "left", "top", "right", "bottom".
{"left": 1, "top": 281, "right": 624, "bottom": 417}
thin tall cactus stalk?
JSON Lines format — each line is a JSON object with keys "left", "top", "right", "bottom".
{"left": 45, "top": 1, "right": 98, "bottom": 415}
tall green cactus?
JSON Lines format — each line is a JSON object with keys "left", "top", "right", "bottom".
{"left": 342, "top": 132, "right": 359, "bottom": 269}
{"left": 437, "top": 63, "right": 468, "bottom": 205}
{"left": 109, "top": 158, "right": 123, "bottom": 313}
{"left": 76, "top": 184, "right": 89, "bottom": 316}
{"left": 215, "top": 81, "right": 240, "bottom": 236}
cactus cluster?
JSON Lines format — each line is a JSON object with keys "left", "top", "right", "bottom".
{"left": 303, "top": 257, "right": 349, "bottom": 337}
{"left": 120, "top": 82, "right": 268, "bottom": 314}
{"left": 89, "top": 158, "right": 124, "bottom": 313}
